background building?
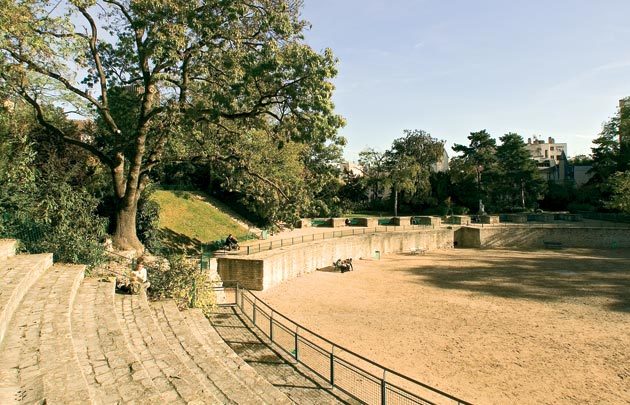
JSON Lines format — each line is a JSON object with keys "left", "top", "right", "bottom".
{"left": 525, "top": 136, "right": 567, "bottom": 165}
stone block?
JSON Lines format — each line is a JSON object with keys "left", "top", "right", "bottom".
{"left": 392, "top": 216, "right": 411, "bottom": 226}
{"left": 329, "top": 218, "right": 347, "bottom": 228}
{"left": 355, "top": 217, "right": 378, "bottom": 227}
{"left": 414, "top": 216, "right": 441, "bottom": 227}
{"left": 295, "top": 219, "right": 311, "bottom": 228}
{"left": 450, "top": 215, "right": 471, "bottom": 225}
{"left": 479, "top": 215, "right": 499, "bottom": 224}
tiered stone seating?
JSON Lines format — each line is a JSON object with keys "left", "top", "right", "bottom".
{"left": 0, "top": 259, "right": 90, "bottom": 403}
{"left": 0, "top": 239, "right": 293, "bottom": 404}
{"left": 71, "top": 278, "right": 163, "bottom": 403}
{"left": 181, "top": 308, "right": 294, "bottom": 404}
{"left": 151, "top": 301, "right": 292, "bottom": 404}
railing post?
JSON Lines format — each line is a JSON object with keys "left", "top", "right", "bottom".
{"left": 294, "top": 326, "right": 299, "bottom": 361}
{"left": 330, "top": 345, "right": 335, "bottom": 387}
{"left": 253, "top": 297, "right": 257, "bottom": 326}
{"left": 381, "top": 370, "right": 387, "bottom": 405}
{"left": 247, "top": 246, "right": 250, "bottom": 255}
{"left": 269, "top": 310, "right": 274, "bottom": 340}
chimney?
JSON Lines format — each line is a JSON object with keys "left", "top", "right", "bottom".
{"left": 548, "top": 136, "right": 553, "bottom": 144}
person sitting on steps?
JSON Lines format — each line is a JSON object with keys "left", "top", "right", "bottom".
{"left": 225, "top": 233, "right": 239, "bottom": 251}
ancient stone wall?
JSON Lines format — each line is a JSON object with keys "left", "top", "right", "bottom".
{"left": 458, "top": 226, "right": 630, "bottom": 249}
{"left": 218, "top": 229, "right": 454, "bottom": 290}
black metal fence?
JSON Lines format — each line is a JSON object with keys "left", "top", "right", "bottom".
{"left": 244, "top": 225, "right": 435, "bottom": 255}
{"left": 217, "top": 283, "right": 471, "bottom": 405}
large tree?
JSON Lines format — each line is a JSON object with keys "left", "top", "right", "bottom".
{"left": 384, "top": 129, "right": 443, "bottom": 216}
{"left": 0, "top": 0, "right": 344, "bottom": 251}
{"left": 495, "top": 132, "right": 545, "bottom": 209}
{"left": 451, "top": 129, "right": 497, "bottom": 206}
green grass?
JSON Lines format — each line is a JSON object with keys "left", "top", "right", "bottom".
{"left": 151, "top": 190, "right": 251, "bottom": 254}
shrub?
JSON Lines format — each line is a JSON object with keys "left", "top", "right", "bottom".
{"left": 137, "top": 191, "right": 161, "bottom": 251}
{"left": 148, "top": 255, "right": 217, "bottom": 314}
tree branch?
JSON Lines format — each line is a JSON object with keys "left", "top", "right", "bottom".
{"left": 19, "top": 89, "right": 114, "bottom": 168}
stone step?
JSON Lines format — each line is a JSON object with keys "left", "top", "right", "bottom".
{"left": 114, "top": 291, "right": 221, "bottom": 404}
{"left": 153, "top": 301, "right": 292, "bottom": 404}
{"left": 182, "top": 307, "right": 293, "bottom": 405}
{"left": 0, "top": 239, "right": 17, "bottom": 261}
{"left": 0, "top": 263, "right": 92, "bottom": 404}
{"left": 71, "top": 278, "right": 163, "bottom": 404}
{"left": 0, "top": 253, "right": 53, "bottom": 346}
{"left": 149, "top": 301, "right": 234, "bottom": 403}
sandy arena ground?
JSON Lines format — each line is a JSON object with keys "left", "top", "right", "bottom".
{"left": 257, "top": 248, "right": 630, "bottom": 405}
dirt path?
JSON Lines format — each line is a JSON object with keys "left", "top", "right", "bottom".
{"left": 257, "top": 248, "right": 630, "bottom": 404}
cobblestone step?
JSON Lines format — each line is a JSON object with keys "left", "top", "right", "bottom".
{"left": 72, "top": 278, "right": 163, "bottom": 404}
{"left": 182, "top": 307, "right": 293, "bottom": 405}
{"left": 0, "top": 239, "right": 17, "bottom": 261}
{"left": 153, "top": 301, "right": 292, "bottom": 404}
{"left": 114, "top": 291, "right": 220, "bottom": 404}
{"left": 0, "top": 253, "right": 53, "bottom": 346}
{"left": 0, "top": 264, "right": 92, "bottom": 404}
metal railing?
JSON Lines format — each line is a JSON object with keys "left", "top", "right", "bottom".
{"left": 217, "top": 283, "right": 471, "bottom": 405}
{"left": 244, "top": 224, "right": 435, "bottom": 255}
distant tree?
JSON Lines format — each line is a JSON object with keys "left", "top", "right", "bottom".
{"left": 384, "top": 129, "right": 443, "bottom": 216}
{"left": 358, "top": 148, "right": 388, "bottom": 203}
{"left": 495, "top": 133, "right": 545, "bottom": 209}
{"left": 569, "top": 154, "right": 594, "bottom": 166}
{"left": 606, "top": 171, "right": 630, "bottom": 213}
{"left": 590, "top": 116, "right": 621, "bottom": 186}
{"left": 338, "top": 167, "right": 368, "bottom": 211}
{"left": 451, "top": 130, "right": 497, "bottom": 205}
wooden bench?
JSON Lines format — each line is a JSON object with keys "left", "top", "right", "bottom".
{"left": 543, "top": 241, "right": 563, "bottom": 249}
{"left": 410, "top": 247, "right": 427, "bottom": 255}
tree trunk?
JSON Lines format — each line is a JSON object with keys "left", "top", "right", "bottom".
{"left": 112, "top": 202, "right": 144, "bottom": 253}
{"left": 394, "top": 189, "right": 398, "bottom": 217}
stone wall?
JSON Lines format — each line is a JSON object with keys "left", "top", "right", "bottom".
{"left": 218, "top": 229, "right": 454, "bottom": 291}
{"left": 457, "top": 226, "right": 630, "bottom": 249}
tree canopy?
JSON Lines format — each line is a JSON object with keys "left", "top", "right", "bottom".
{"left": 0, "top": 0, "right": 344, "bottom": 250}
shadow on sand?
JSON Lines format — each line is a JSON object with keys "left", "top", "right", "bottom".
{"left": 397, "top": 248, "right": 630, "bottom": 313}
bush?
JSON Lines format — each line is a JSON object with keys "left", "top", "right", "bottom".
{"left": 137, "top": 192, "right": 161, "bottom": 252}
{"left": 148, "top": 255, "right": 217, "bottom": 314}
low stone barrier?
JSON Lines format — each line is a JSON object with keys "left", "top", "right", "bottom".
{"left": 456, "top": 226, "right": 630, "bottom": 249}
{"left": 218, "top": 229, "right": 454, "bottom": 290}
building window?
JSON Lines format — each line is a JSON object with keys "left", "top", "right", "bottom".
{"left": 550, "top": 146, "right": 555, "bottom": 151}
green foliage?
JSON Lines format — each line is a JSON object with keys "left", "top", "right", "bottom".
{"left": 451, "top": 130, "right": 497, "bottom": 206}
{"left": 358, "top": 148, "right": 387, "bottom": 203}
{"left": 606, "top": 171, "right": 630, "bottom": 213}
{"left": 384, "top": 129, "right": 444, "bottom": 215}
{"left": 137, "top": 190, "right": 162, "bottom": 252}
{"left": 1, "top": 0, "right": 345, "bottom": 249}
{"left": 148, "top": 255, "right": 217, "bottom": 315}
{"left": 494, "top": 132, "right": 546, "bottom": 209}
{"left": 0, "top": 102, "right": 106, "bottom": 265}
{"left": 540, "top": 181, "right": 577, "bottom": 211}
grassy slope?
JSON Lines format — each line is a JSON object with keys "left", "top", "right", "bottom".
{"left": 151, "top": 190, "right": 250, "bottom": 253}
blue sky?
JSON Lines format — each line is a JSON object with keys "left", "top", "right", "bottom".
{"left": 300, "top": 0, "right": 630, "bottom": 161}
